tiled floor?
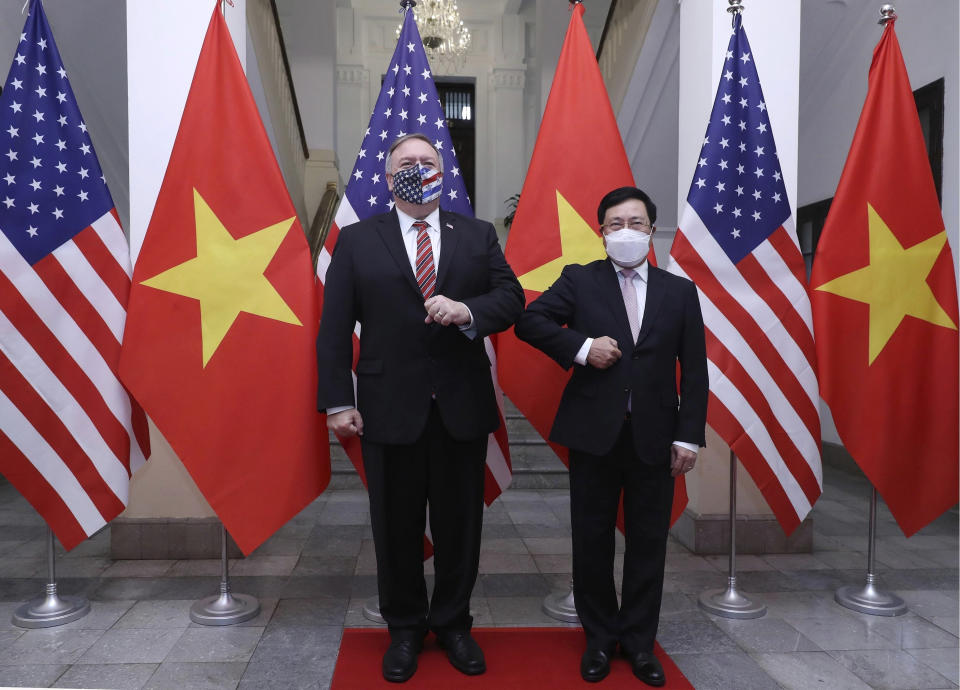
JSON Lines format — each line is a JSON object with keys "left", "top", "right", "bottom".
{"left": 0, "top": 461, "right": 956, "bottom": 689}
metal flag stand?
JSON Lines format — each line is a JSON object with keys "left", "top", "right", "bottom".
{"left": 698, "top": 451, "right": 766, "bottom": 618}
{"left": 834, "top": 487, "right": 907, "bottom": 616}
{"left": 543, "top": 579, "right": 580, "bottom": 623}
{"left": 363, "top": 596, "right": 385, "bottom": 624}
{"left": 12, "top": 527, "right": 90, "bottom": 628}
{"left": 190, "top": 524, "right": 260, "bottom": 625}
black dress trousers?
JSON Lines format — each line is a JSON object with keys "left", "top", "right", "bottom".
{"left": 569, "top": 420, "right": 675, "bottom": 655}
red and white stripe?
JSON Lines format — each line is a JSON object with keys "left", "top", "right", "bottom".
{"left": 0, "top": 211, "right": 150, "bottom": 549}
{"left": 668, "top": 203, "right": 821, "bottom": 532}
{"left": 317, "top": 196, "right": 513, "bottom": 550}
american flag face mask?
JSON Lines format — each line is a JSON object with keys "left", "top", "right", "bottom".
{"left": 392, "top": 164, "right": 443, "bottom": 205}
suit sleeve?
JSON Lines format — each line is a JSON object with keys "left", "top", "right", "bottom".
{"left": 316, "top": 228, "right": 359, "bottom": 412}
{"left": 513, "top": 265, "right": 591, "bottom": 370}
{"left": 460, "top": 222, "right": 525, "bottom": 338}
{"left": 674, "top": 278, "right": 709, "bottom": 446}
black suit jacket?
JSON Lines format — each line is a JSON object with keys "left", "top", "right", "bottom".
{"left": 316, "top": 209, "right": 524, "bottom": 444}
{"left": 514, "top": 259, "right": 708, "bottom": 462}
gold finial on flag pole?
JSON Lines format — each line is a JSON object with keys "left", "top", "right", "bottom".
{"left": 727, "top": 0, "right": 745, "bottom": 15}
{"left": 878, "top": 4, "right": 897, "bottom": 24}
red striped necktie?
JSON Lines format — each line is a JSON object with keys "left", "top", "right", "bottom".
{"left": 413, "top": 220, "right": 436, "bottom": 299}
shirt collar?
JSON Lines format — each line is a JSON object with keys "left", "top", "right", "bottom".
{"left": 612, "top": 259, "right": 649, "bottom": 283}
{"left": 396, "top": 206, "right": 441, "bottom": 234}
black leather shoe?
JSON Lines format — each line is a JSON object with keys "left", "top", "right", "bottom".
{"left": 626, "top": 651, "right": 665, "bottom": 687}
{"left": 580, "top": 648, "right": 612, "bottom": 682}
{"left": 382, "top": 639, "right": 422, "bottom": 683}
{"left": 437, "top": 631, "right": 486, "bottom": 675}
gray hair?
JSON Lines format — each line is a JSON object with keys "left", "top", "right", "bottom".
{"left": 385, "top": 133, "right": 444, "bottom": 175}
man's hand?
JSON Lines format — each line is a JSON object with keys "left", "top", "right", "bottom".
{"left": 586, "top": 336, "right": 621, "bottom": 369}
{"left": 424, "top": 295, "right": 471, "bottom": 327}
{"left": 670, "top": 445, "right": 697, "bottom": 477}
{"left": 328, "top": 409, "right": 364, "bottom": 437}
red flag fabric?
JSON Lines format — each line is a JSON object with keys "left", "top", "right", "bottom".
{"left": 810, "top": 20, "right": 959, "bottom": 536}
{"left": 498, "top": 3, "right": 687, "bottom": 524}
{"left": 118, "top": 6, "right": 329, "bottom": 555}
{"left": 0, "top": 0, "right": 150, "bottom": 550}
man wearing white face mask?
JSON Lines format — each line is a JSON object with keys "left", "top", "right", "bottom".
{"left": 514, "top": 187, "right": 707, "bottom": 686}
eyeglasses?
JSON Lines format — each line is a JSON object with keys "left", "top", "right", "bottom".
{"left": 602, "top": 219, "right": 653, "bottom": 233}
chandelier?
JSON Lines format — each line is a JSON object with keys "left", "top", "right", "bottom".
{"left": 398, "top": 0, "right": 471, "bottom": 72}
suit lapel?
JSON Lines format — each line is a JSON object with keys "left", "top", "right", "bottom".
{"left": 635, "top": 265, "right": 665, "bottom": 348}
{"left": 436, "top": 210, "right": 459, "bottom": 291}
{"left": 376, "top": 211, "right": 422, "bottom": 296}
{"left": 598, "top": 260, "right": 634, "bottom": 348}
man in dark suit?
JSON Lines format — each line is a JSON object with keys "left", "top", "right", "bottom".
{"left": 317, "top": 134, "right": 524, "bottom": 683}
{"left": 515, "top": 187, "right": 708, "bottom": 686}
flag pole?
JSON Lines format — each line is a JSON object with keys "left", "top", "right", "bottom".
{"left": 543, "top": 579, "right": 580, "bottom": 623}
{"left": 190, "top": 524, "right": 261, "bottom": 625}
{"left": 835, "top": 487, "right": 907, "bottom": 616}
{"left": 830, "top": 1, "right": 909, "bottom": 621}
{"left": 11, "top": 528, "right": 90, "bottom": 628}
{"left": 698, "top": 451, "right": 766, "bottom": 618}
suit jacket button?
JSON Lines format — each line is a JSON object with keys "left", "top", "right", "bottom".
{"left": 623, "top": 387, "right": 630, "bottom": 393}
{"left": 632, "top": 354, "right": 639, "bottom": 360}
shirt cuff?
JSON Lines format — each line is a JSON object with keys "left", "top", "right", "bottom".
{"left": 326, "top": 405, "right": 354, "bottom": 416}
{"left": 458, "top": 305, "right": 477, "bottom": 339}
{"left": 574, "top": 337, "right": 594, "bottom": 366}
{"left": 672, "top": 441, "right": 699, "bottom": 454}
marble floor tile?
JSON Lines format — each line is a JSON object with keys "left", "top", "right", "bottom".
{"left": 479, "top": 538, "right": 530, "bottom": 554}
{"left": 532, "top": 554, "right": 572, "bottom": 574}
{"left": 77, "top": 628, "right": 185, "bottom": 664}
{"left": 55, "top": 600, "right": 136, "bottom": 631}
{"left": 166, "top": 627, "right": 264, "bottom": 663}
{"left": 663, "top": 553, "right": 721, "bottom": 572}
{"left": 711, "top": 615, "right": 822, "bottom": 653}
{"left": 751, "top": 651, "right": 872, "bottom": 689}
{"left": 478, "top": 551, "right": 537, "bottom": 574}
{"left": 522, "top": 537, "right": 572, "bottom": 555}
{"left": 830, "top": 649, "right": 956, "bottom": 689}
{"left": 0, "top": 663, "right": 70, "bottom": 688}
{"left": 114, "top": 600, "right": 194, "bottom": 629}
{"left": 267, "top": 596, "right": 349, "bottom": 628}
{"left": 144, "top": 662, "right": 247, "bottom": 690}
{"left": 478, "top": 573, "right": 550, "bottom": 598}
{"left": 703, "top": 554, "right": 776, "bottom": 571}
{"left": 101, "top": 560, "right": 176, "bottom": 578}
{"left": 248, "top": 625, "right": 342, "bottom": 665}
{"left": 783, "top": 612, "right": 902, "bottom": 651}
{"left": 655, "top": 619, "right": 740, "bottom": 655}
{"left": 342, "top": 596, "right": 385, "bottom": 628}
{"left": 0, "top": 629, "right": 104, "bottom": 665}
{"left": 52, "top": 662, "right": 157, "bottom": 689}
{"left": 487, "top": 596, "right": 576, "bottom": 627}
{"left": 292, "top": 556, "right": 358, "bottom": 576}
{"left": 906, "top": 647, "right": 960, "bottom": 686}
{"left": 668, "top": 651, "right": 777, "bottom": 690}
{"left": 228, "top": 556, "right": 298, "bottom": 577}
{"left": 763, "top": 553, "right": 833, "bottom": 572}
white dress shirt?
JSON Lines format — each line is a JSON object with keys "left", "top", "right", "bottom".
{"left": 574, "top": 260, "right": 697, "bottom": 454}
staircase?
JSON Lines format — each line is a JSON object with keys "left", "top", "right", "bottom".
{"left": 328, "top": 398, "right": 568, "bottom": 491}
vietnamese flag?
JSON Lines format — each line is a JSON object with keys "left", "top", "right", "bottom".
{"left": 811, "top": 19, "right": 958, "bottom": 536}
{"left": 119, "top": 5, "right": 329, "bottom": 554}
{"left": 498, "top": 2, "right": 686, "bottom": 524}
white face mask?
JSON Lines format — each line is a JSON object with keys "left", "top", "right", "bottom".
{"left": 604, "top": 228, "right": 651, "bottom": 268}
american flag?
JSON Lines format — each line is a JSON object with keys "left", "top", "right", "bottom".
{"left": 317, "top": 9, "right": 513, "bottom": 523}
{"left": 0, "top": 0, "right": 149, "bottom": 550}
{"left": 667, "top": 16, "right": 821, "bottom": 532}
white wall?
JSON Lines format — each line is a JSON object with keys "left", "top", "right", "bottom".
{"left": 798, "top": 0, "right": 959, "bottom": 269}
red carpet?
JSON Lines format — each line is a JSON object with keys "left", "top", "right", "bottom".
{"left": 331, "top": 627, "right": 693, "bottom": 689}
